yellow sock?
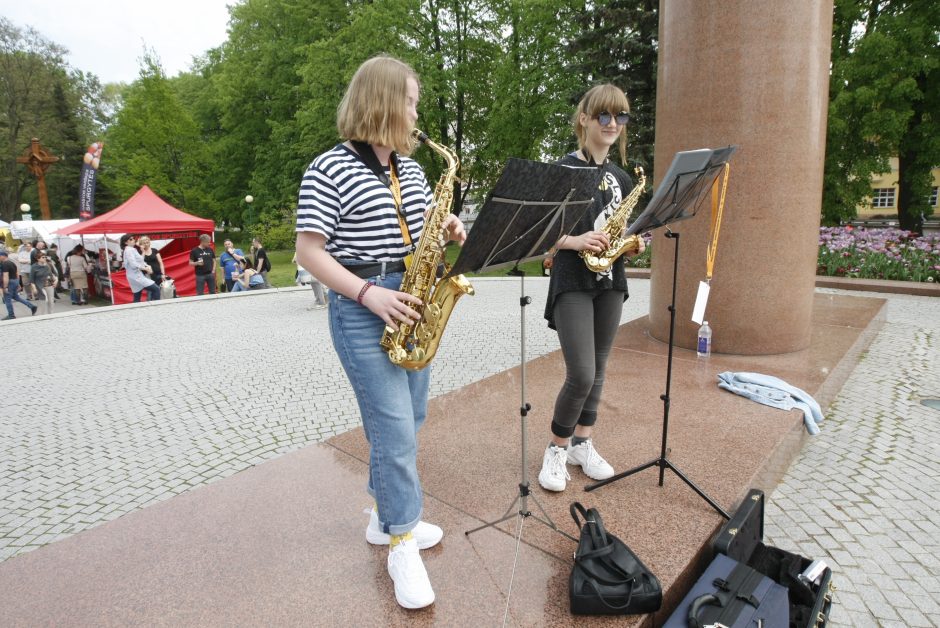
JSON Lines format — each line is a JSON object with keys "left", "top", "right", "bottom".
{"left": 389, "top": 531, "right": 414, "bottom": 549}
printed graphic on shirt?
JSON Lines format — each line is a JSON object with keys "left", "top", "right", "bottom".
{"left": 592, "top": 171, "right": 624, "bottom": 281}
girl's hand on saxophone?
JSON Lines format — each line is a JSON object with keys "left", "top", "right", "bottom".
{"left": 559, "top": 231, "right": 610, "bottom": 253}
{"left": 362, "top": 285, "right": 423, "bottom": 331}
{"left": 441, "top": 214, "right": 467, "bottom": 245}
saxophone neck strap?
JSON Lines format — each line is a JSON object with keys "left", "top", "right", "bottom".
{"left": 706, "top": 162, "right": 730, "bottom": 281}
{"left": 350, "top": 140, "right": 412, "bottom": 247}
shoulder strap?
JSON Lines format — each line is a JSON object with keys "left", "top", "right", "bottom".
{"left": 350, "top": 140, "right": 412, "bottom": 248}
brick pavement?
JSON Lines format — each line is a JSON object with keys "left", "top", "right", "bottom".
{"left": 0, "top": 279, "right": 648, "bottom": 563}
{"left": 764, "top": 289, "right": 940, "bottom": 627}
{"left": 2, "top": 281, "right": 939, "bottom": 626}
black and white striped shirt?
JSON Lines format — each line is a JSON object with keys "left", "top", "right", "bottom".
{"left": 296, "top": 144, "right": 432, "bottom": 261}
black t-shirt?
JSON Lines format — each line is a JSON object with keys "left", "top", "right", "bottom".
{"left": 190, "top": 246, "right": 215, "bottom": 275}
{"left": 544, "top": 153, "right": 634, "bottom": 330}
{"left": 1, "top": 259, "right": 18, "bottom": 281}
{"left": 254, "top": 247, "right": 271, "bottom": 272}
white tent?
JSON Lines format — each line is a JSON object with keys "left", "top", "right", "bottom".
{"left": 10, "top": 219, "right": 79, "bottom": 246}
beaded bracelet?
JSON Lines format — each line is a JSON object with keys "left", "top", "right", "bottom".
{"left": 357, "top": 281, "right": 374, "bottom": 305}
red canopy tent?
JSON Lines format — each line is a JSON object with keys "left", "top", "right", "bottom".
{"left": 56, "top": 186, "right": 215, "bottom": 304}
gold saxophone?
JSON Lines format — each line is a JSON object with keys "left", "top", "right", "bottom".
{"left": 379, "top": 129, "right": 475, "bottom": 370}
{"left": 581, "top": 167, "right": 647, "bottom": 273}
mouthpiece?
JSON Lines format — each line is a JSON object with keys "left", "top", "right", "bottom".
{"left": 412, "top": 129, "right": 429, "bottom": 144}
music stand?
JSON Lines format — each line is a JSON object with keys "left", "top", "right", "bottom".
{"left": 585, "top": 147, "right": 737, "bottom": 522}
{"left": 454, "top": 159, "right": 597, "bottom": 543}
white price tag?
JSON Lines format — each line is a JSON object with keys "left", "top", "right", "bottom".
{"left": 691, "top": 281, "right": 710, "bottom": 325}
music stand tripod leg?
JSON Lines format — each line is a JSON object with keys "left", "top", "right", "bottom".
{"left": 466, "top": 272, "right": 576, "bottom": 542}
{"left": 584, "top": 232, "right": 730, "bottom": 520}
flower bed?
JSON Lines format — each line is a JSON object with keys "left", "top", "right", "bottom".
{"left": 629, "top": 228, "right": 940, "bottom": 283}
{"left": 818, "top": 227, "right": 940, "bottom": 283}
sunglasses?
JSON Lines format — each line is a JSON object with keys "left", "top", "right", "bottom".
{"left": 595, "top": 111, "right": 631, "bottom": 126}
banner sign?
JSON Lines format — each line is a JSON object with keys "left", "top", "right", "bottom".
{"left": 78, "top": 142, "right": 104, "bottom": 221}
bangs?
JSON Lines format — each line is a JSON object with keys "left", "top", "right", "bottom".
{"left": 583, "top": 85, "right": 630, "bottom": 116}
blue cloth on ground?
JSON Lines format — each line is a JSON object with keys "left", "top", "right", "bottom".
{"left": 717, "top": 371, "right": 824, "bottom": 435}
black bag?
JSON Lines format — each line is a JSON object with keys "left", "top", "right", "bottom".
{"left": 569, "top": 502, "right": 662, "bottom": 615}
{"left": 663, "top": 553, "right": 790, "bottom": 628}
{"left": 712, "top": 489, "right": 833, "bottom": 628}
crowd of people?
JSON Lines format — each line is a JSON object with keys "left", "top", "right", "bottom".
{"left": 1, "top": 234, "right": 329, "bottom": 319}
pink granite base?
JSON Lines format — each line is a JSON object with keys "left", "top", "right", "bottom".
{"left": 0, "top": 293, "right": 885, "bottom": 627}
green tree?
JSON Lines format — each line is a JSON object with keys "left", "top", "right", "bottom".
{"left": 103, "top": 53, "right": 211, "bottom": 214}
{"left": 478, "top": 0, "right": 584, "bottom": 196}
{"left": 0, "top": 17, "right": 102, "bottom": 222}
{"left": 823, "top": 0, "right": 940, "bottom": 232}
{"left": 206, "top": 0, "right": 351, "bottom": 228}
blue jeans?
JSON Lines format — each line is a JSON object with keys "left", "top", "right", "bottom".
{"left": 3, "top": 278, "right": 34, "bottom": 317}
{"left": 329, "top": 270, "right": 431, "bottom": 535}
{"left": 133, "top": 283, "right": 161, "bottom": 302}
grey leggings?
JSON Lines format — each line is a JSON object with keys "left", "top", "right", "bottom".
{"left": 551, "top": 289, "right": 625, "bottom": 439}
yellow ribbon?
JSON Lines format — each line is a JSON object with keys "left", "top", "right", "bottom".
{"left": 706, "top": 163, "right": 730, "bottom": 281}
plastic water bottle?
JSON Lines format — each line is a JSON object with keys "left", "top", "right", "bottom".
{"left": 697, "top": 321, "right": 712, "bottom": 357}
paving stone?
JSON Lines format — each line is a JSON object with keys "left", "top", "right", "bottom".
{"left": 5, "top": 283, "right": 940, "bottom": 625}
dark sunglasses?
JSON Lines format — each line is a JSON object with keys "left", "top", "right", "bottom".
{"left": 595, "top": 111, "right": 631, "bottom": 126}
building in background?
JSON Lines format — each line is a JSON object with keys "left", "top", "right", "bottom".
{"left": 857, "top": 158, "right": 940, "bottom": 220}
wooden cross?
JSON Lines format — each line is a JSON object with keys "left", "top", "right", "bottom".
{"left": 16, "top": 138, "right": 59, "bottom": 220}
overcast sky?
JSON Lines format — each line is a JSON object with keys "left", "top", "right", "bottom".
{"left": 2, "top": 0, "right": 233, "bottom": 84}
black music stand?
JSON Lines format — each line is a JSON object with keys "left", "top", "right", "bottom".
{"left": 585, "top": 146, "right": 737, "bottom": 522}
{"left": 455, "top": 159, "right": 598, "bottom": 549}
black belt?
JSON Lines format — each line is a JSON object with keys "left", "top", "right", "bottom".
{"left": 341, "top": 260, "right": 407, "bottom": 279}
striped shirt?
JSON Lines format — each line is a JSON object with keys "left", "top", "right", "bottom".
{"left": 296, "top": 144, "right": 432, "bottom": 261}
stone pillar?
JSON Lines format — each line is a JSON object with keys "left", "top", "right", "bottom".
{"left": 649, "top": 0, "right": 833, "bottom": 354}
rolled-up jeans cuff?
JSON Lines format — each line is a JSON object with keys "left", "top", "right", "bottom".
{"left": 366, "top": 486, "right": 422, "bottom": 535}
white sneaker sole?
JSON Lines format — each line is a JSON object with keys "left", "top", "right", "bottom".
{"left": 538, "top": 474, "right": 566, "bottom": 492}
{"left": 567, "top": 460, "right": 615, "bottom": 481}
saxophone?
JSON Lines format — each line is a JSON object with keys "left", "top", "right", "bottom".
{"left": 581, "top": 167, "right": 647, "bottom": 273}
{"left": 379, "top": 129, "right": 475, "bottom": 370}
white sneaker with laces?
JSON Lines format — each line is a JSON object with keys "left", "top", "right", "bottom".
{"left": 365, "top": 508, "right": 443, "bottom": 549}
{"left": 387, "top": 537, "right": 435, "bottom": 609}
{"left": 538, "top": 445, "right": 570, "bottom": 492}
{"left": 567, "top": 439, "right": 615, "bottom": 480}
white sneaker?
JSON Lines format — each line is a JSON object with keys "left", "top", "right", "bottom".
{"left": 387, "top": 537, "right": 435, "bottom": 609}
{"left": 538, "top": 445, "right": 570, "bottom": 492}
{"left": 365, "top": 508, "right": 443, "bottom": 549}
{"left": 567, "top": 439, "right": 615, "bottom": 480}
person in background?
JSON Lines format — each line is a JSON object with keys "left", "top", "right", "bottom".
{"left": 139, "top": 236, "right": 165, "bottom": 287}
{"left": 251, "top": 237, "right": 271, "bottom": 288}
{"left": 219, "top": 239, "right": 247, "bottom": 292}
{"left": 231, "top": 259, "right": 266, "bottom": 292}
{"left": 121, "top": 234, "right": 160, "bottom": 303}
{"left": 1, "top": 248, "right": 37, "bottom": 319}
{"left": 17, "top": 241, "right": 36, "bottom": 299}
{"left": 292, "top": 252, "right": 327, "bottom": 308}
{"left": 189, "top": 234, "right": 216, "bottom": 295}
{"left": 48, "top": 244, "right": 64, "bottom": 299}
{"left": 30, "top": 251, "right": 58, "bottom": 315}
{"left": 29, "top": 249, "right": 55, "bottom": 313}
{"left": 67, "top": 245, "right": 90, "bottom": 305}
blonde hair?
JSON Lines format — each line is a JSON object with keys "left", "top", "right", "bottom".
{"left": 337, "top": 55, "right": 418, "bottom": 155}
{"left": 139, "top": 236, "right": 151, "bottom": 246}
{"left": 571, "top": 84, "right": 631, "bottom": 165}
